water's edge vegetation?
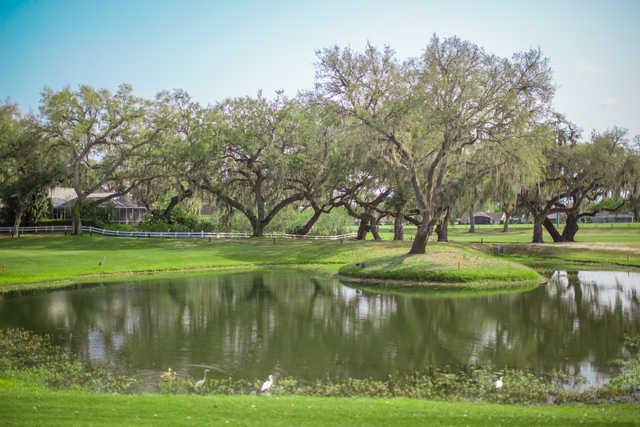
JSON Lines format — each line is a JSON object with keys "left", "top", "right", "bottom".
{"left": 1, "top": 329, "right": 638, "bottom": 405}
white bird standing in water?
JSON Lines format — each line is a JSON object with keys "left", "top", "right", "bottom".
{"left": 260, "top": 374, "right": 274, "bottom": 393}
{"left": 195, "top": 369, "right": 209, "bottom": 390}
{"left": 495, "top": 376, "right": 503, "bottom": 391}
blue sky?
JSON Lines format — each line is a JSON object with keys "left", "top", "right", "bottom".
{"left": 1, "top": 0, "right": 638, "bottom": 137}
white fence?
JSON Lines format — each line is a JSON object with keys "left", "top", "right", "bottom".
{"left": 0, "top": 225, "right": 357, "bottom": 241}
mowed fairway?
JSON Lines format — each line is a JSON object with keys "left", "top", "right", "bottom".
{"left": 370, "top": 223, "right": 640, "bottom": 244}
{"left": 0, "top": 234, "right": 410, "bottom": 287}
{"left": 1, "top": 224, "right": 640, "bottom": 291}
{"left": 0, "top": 235, "right": 541, "bottom": 291}
{"left": 0, "top": 386, "right": 638, "bottom": 427}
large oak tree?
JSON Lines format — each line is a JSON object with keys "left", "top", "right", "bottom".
{"left": 316, "top": 36, "right": 553, "bottom": 253}
{"left": 40, "top": 85, "right": 166, "bottom": 234}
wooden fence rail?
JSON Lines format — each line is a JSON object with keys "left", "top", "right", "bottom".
{"left": 0, "top": 225, "right": 357, "bottom": 241}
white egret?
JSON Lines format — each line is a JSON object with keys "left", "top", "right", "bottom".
{"left": 195, "top": 369, "right": 210, "bottom": 390}
{"left": 260, "top": 374, "right": 274, "bottom": 393}
{"left": 495, "top": 376, "right": 503, "bottom": 391}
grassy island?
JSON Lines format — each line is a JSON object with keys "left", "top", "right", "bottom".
{"left": 338, "top": 243, "right": 543, "bottom": 290}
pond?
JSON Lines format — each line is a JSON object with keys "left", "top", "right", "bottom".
{"left": 0, "top": 270, "right": 638, "bottom": 389}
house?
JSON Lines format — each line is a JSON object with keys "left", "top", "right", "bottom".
{"left": 49, "top": 187, "right": 147, "bottom": 224}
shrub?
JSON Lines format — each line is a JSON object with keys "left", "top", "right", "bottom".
{"left": 0, "top": 328, "right": 136, "bottom": 393}
{"left": 604, "top": 336, "right": 640, "bottom": 393}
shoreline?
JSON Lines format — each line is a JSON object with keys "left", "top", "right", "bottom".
{"left": 335, "top": 274, "right": 546, "bottom": 291}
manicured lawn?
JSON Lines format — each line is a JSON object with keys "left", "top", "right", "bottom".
{"left": 1, "top": 232, "right": 639, "bottom": 293}
{"left": 0, "top": 234, "right": 402, "bottom": 288}
{"left": 483, "top": 243, "right": 640, "bottom": 272}
{"left": 0, "top": 385, "right": 637, "bottom": 426}
{"left": 0, "top": 235, "right": 529, "bottom": 290}
{"left": 371, "top": 223, "right": 640, "bottom": 244}
{"left": 1, "top": 232, "right": 639, "bottom": 425}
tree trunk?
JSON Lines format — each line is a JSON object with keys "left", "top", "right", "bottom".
{"left": 561, "top": 212, "right": 579, "bottom": 242}
{"left": 532, "top": 215, "right": 544, "bottom": 243}
{"left": 294, "top": 208, "right": 323, "bottom": 236}
{"left": 468, "top": 210, "right": 475, "bottom": 233}
{"left": 371, "top": 223, "right": 382, "bottom": 241}
{"left": 72, "top": 201, "right": 82, "bottom": 235}
{"left": 437, "top": 210, "right": 449, "bottom": 243}
{"left": 393, "top": 214, "right": 404, "bottom": 240}
{"left": 163, "top": 189, "right": 193, "bottom": 223}
{"left": 543, "top": 217, "right": 563, "bottom": 242}
{"left": 502, "top": 211, "right": 510, "bottom": 233}
{"left": 409, "top": 222, "right": 431, "bottom": 254}
{"left": 356, "top": 217, "right": 369, "bottom": 240}
{"left": 12, "top": 206, "right": 23, "bottom": 238}
{"left": 251, "top": 220, "right": 264, "bottom": 237}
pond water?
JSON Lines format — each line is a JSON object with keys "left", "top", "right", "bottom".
{"left": 0, "top": 270, "right": 638, "bottom": 388}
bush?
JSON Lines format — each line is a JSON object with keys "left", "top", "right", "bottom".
{"left": 309, "top": 208, "right": 352, "bottom": 235}
{"left": 264, "top": 207, "right": 353, "bottom": 235}
{"left": 34, "top": 219, "right": 72, "bottom": 226}
{"left": 0, "top": 328, "right": 136, "bottom": 393}
{"left": 605, "top": 336, "right": 640, "bottom": 393}
{"left": 199, "top": 211, "right": 252, "bottom": 233}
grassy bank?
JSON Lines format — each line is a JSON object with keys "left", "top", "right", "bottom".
{"left": 3, "top": 329, "right": 638, "bottom": 426}
{"left": 338, "top": 243, "right": 543, "bottom": 289}
{"left": 1, "top": 385, "right": 638, "bottom": 426}
{"left": 2, "top": 234, "right": 639, "bottom": 293}
{"left": 0, "top": 234, "right": 387, "bottom": 289}
{"left": 479, "top": 243, "right": 640, "bottom": 272}
{"left": 0, "top": 235, "right": 541, "bottom": 292}
{"left": 370, "top": 222, "right": 640, "bottom": 244}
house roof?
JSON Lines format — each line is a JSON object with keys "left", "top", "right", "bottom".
{"left": 49, "top": 187, "right": 145, "bottom": 209}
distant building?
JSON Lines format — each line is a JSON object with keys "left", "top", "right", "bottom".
{"left": 586, "top": 211, "right": 634, "bottom": 223}
{"left": 458, "top": 211, "right": 503, "bottom": 225}
{"left": 49, "top": 187, "right": 147, "bottom": 224}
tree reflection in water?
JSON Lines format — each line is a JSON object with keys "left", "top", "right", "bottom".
{"left": 0, "top": 270, "right": 637, "bottom": 388}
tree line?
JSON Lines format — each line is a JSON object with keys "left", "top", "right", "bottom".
{"left": 1, "top": 36, "right": 639, "bottom": 254}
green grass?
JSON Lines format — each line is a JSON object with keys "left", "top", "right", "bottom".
{"left": 1, "top": 385, "right": 638, "bottom": 426}
{"left": 1, "top": 232, "right": 640, "bottom": 425}
{"left": 369, "top": 222, "right": 640, "bottom": 244}
{"left": 481, "top": 243, "right": 640, "bottom": 273}
{"left": 1, "top": 235, "right": 517, "bottom": 291}
{"left": 0, "top": 234, "right": 403, "bottom": 289}
{"left": 338, "top": 243, "right": 543, "bottom": 289}
{"left": 1, "top": 231, "right": 639, "bottom": 293}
